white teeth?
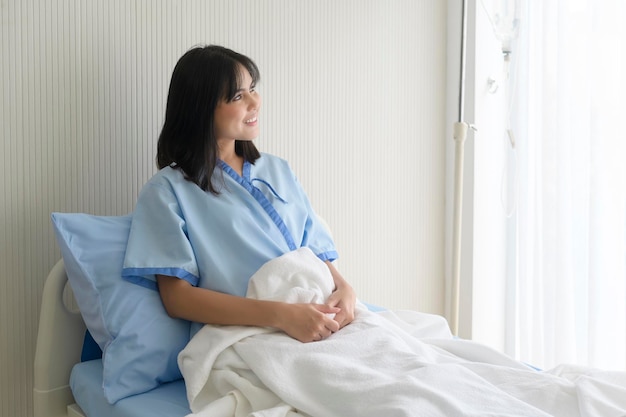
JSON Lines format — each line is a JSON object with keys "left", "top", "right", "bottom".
{"left": 245, "top": 117, "right": 257, "bottom": 123}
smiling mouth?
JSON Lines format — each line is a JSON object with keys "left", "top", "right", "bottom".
{"left": 244, "top": 116, "right": 257, "bottom": 124}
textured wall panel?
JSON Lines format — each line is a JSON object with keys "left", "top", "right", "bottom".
{"left": 0, "top": 1, "right": 447, "bottom": 415}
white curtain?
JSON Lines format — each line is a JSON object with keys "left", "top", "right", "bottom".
{"left": 510, "top": 0, "right": 626, "bottom": 371}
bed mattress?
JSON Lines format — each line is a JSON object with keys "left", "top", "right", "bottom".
{"left": 70, "top": 359, "right": 190, "bottom": 417}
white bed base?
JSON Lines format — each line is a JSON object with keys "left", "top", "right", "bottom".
{"left": 34, "top": 259, "right": 87, "bottom": 417}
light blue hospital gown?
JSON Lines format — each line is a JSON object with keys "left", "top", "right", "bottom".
{"left": 122, "top": 153, "right": 337, "bottom": 334}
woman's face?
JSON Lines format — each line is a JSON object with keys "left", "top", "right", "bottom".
{"left": 214, "top": 66, "right": 261, "bottom": 145}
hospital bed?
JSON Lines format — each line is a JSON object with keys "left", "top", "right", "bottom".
{"left": 34, "top": 213, "right": 626, "bottom": 417}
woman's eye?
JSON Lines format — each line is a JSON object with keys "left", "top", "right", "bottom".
{"left": 232, "top": 94, "right": 242, "bottom": 101}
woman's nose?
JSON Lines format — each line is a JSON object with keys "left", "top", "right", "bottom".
{"left": 249, "top": 93, "right": 261, "bottom": 109}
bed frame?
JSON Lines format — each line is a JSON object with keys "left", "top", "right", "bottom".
{"left": 34, "top": 259, "right": 87, "bottom": 417}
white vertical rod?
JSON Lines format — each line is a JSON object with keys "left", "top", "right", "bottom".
{"left": 451, "top": 0, "right": 469, "bottom": 336}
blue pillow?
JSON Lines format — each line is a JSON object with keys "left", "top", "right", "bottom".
{"left": 51, "top": 213, "right": 191, "bottom": 404}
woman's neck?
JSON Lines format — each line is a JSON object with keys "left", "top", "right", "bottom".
{"left": 218, "top": 145, "right": 243, "bottom": 176}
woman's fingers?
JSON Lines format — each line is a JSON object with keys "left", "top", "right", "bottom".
{"left": 324, "top": 286, "right": 357, "bottom": 329}
{"left": 306, "top": 305, "right": 340, "bottom": 341}
{"left": 279, "top": 303, "right": 341, "bottom": 343}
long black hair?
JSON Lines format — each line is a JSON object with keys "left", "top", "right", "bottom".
{"left": 156, "top": 45, "right": 261, "bottom": 194}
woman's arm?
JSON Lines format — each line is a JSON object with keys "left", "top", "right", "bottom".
{"left": 324, "top": 261, "right": 356, "bottom": 328}
{"left": 157, "top": 274, "right": 341, "bottom": 342}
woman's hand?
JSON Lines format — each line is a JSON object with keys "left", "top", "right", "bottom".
{"left": 324, "top": 260, "right": 357, "bottom": 329}
{"left": 325, "top": 284, "right": 356, "bottom": 329}
{"left": 276, "top": 303, "right": 341, "bottom": 343}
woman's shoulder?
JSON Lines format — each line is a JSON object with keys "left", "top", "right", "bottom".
{"left": 145, "top": 165, "right": 187, "bottom": 185}
{"left": 136, "top": 166, "right": 210, "bottom": 210}
{"left": 257, "top": 152, "right": 292, "bottom": 171}
{"left": 138, "top": 166, "right": 195, "bottom": 197}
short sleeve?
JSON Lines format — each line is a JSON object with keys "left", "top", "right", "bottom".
{"left": 122, "top": 180, "right": 199, "bottom": 290}
{"left": 304, "top": 212, "right": 338, "bottom": 263}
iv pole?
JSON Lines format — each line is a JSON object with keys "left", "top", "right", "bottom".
{"left": 450, "top": 0, "right": 472, "bottom": 336}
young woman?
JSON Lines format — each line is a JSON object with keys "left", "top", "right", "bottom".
{"left": 122, "top": 45, "right": 356, "bottom": 343}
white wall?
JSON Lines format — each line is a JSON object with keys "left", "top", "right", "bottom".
{"left": 0, "top": 1, "right": 447, "bottom": 415}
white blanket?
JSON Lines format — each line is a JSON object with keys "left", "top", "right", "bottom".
{"left": 179, "top": 248, "right": 626, "bottom": 417}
